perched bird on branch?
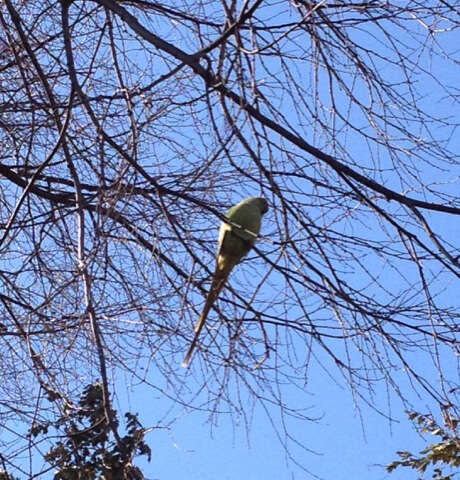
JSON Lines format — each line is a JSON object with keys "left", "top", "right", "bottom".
{"left": 182, "top": 197, "right": 269, "bottom": 367}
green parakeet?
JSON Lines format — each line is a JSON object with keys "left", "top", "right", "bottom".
{"left": 182, "top": 197, "right": 269, "bottom": 367}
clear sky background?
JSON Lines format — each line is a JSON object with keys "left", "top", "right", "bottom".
{"left": 127, "top": 339, "right": 454, "bottom": 480}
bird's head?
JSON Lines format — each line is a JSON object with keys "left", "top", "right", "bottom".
{"left": 250, "top": 197, "right": 269, "bottom": 215}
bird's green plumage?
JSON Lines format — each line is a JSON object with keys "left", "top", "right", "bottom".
{"left": 182, "top": 197, "right": 268, "bottom": 367}
{"left": 217, "top": 196, "right": 268, "bottom": 269}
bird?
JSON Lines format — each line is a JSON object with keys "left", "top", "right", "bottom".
{"left": 182, "top": 197, "right": 269, "bottom": 367}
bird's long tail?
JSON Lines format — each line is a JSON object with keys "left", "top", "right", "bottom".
{"left": 182, "top": 264, "right": 232, "bottom": 367}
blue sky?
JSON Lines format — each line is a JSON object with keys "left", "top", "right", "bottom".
{"left": 127, "top": 346, "right": 447, "bottom": 480}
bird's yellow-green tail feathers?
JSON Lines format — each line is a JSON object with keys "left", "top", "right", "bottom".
{"left": 182, "top": 264, "right": 232, "bottom": 367}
